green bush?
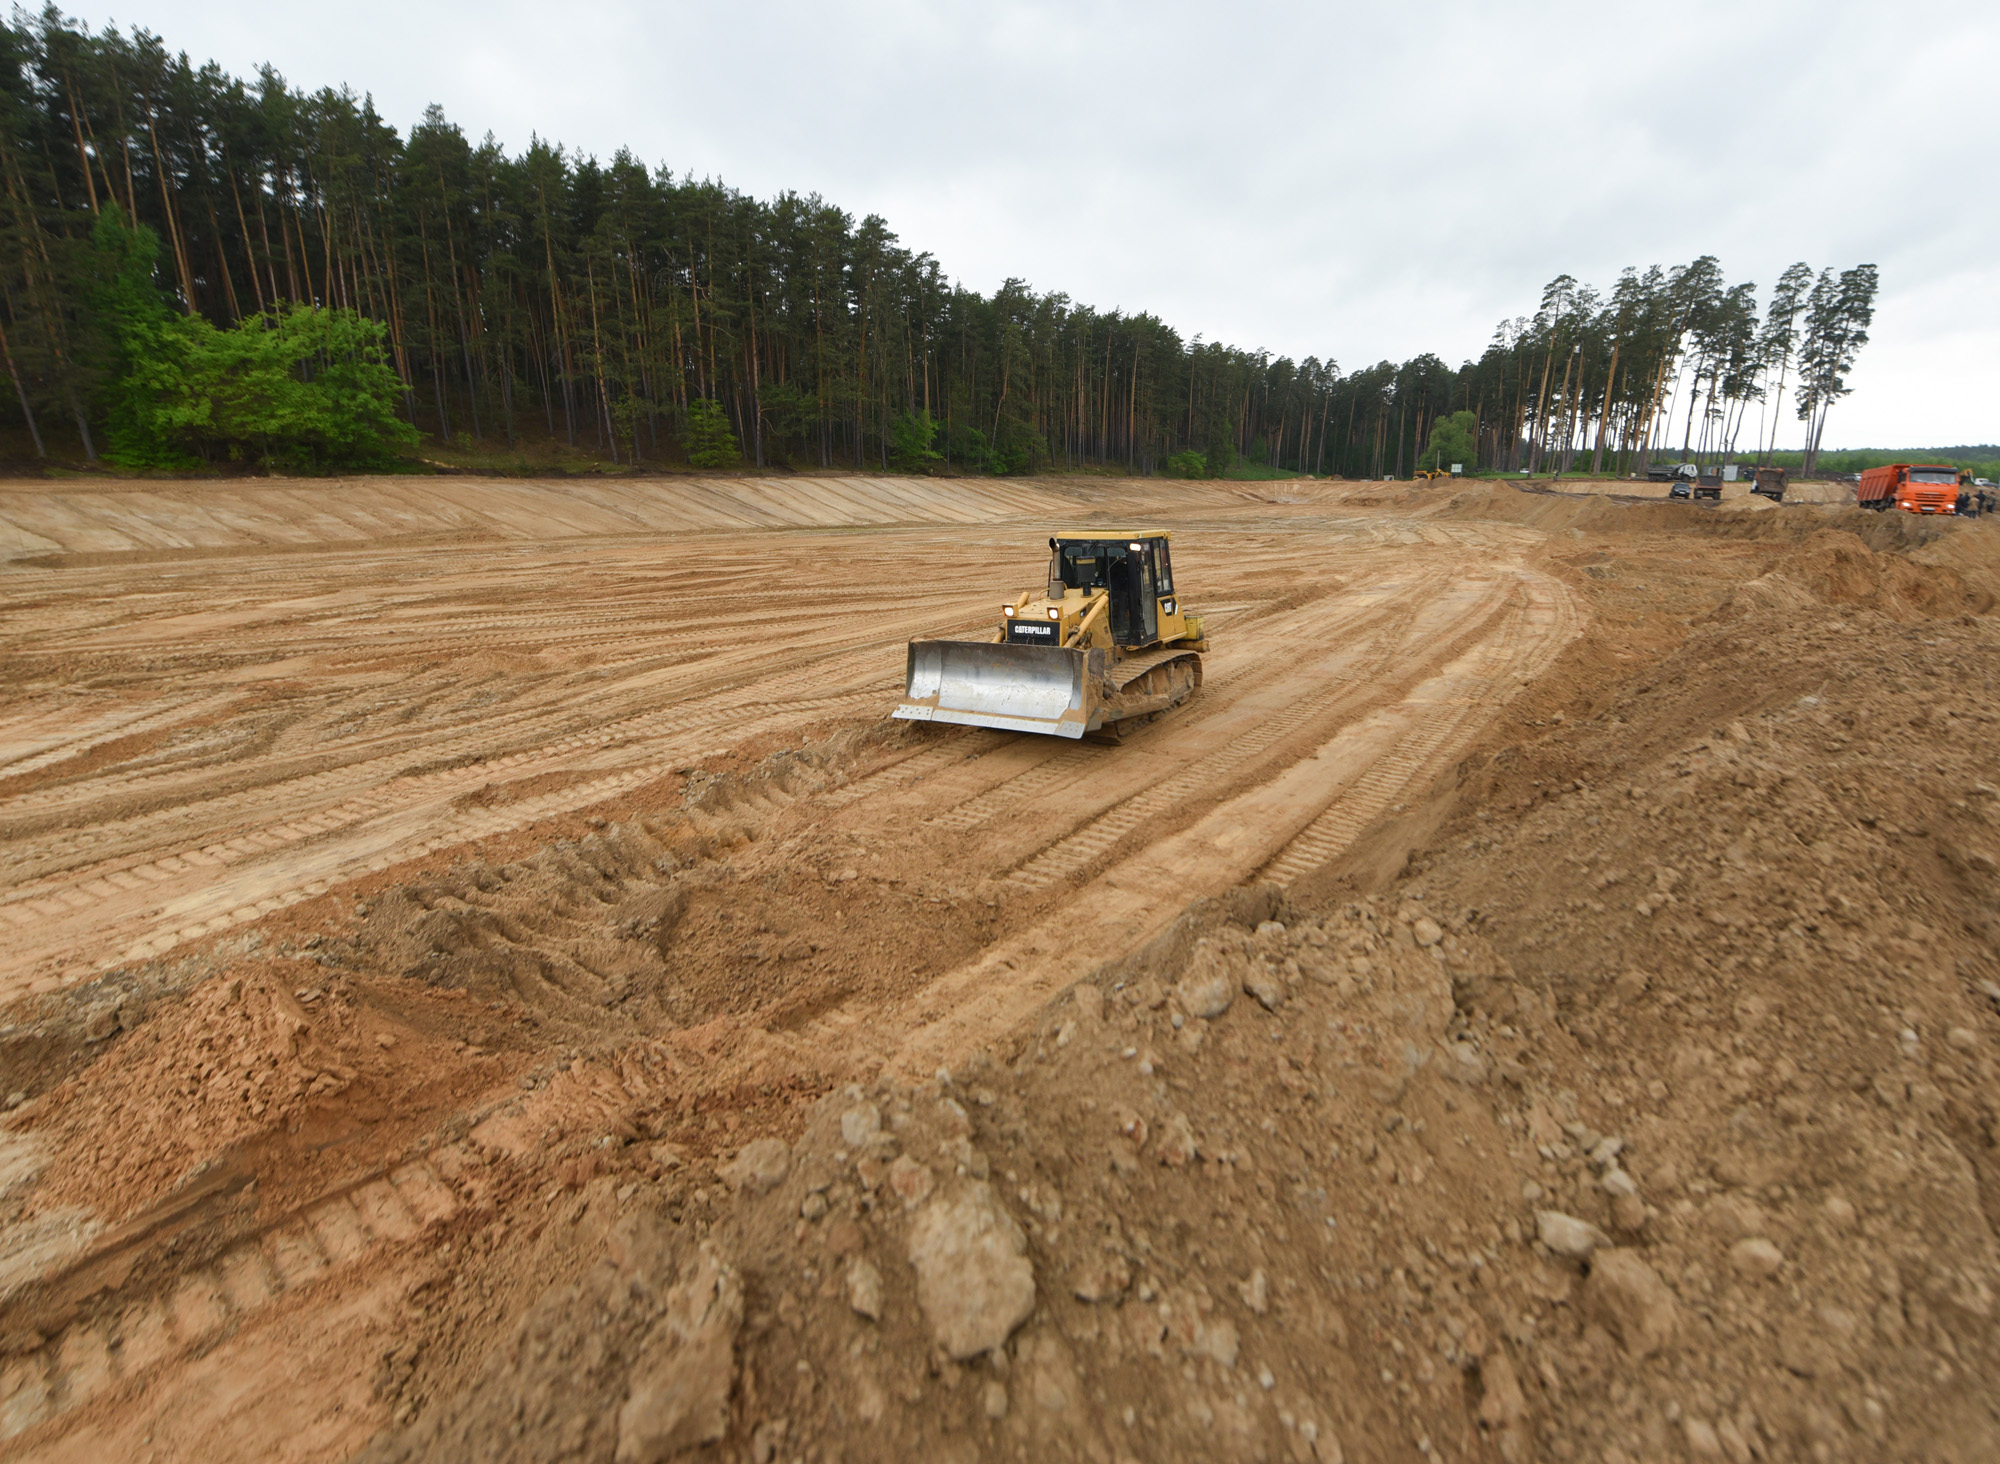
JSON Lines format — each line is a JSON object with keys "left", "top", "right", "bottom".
{"left": 89, "top": 209, "right": 416, "bottom": 471}
{"left": 757, "top": 381, "right": 814, "bottom": 443}
{"left": 683, "top": 397, "right": 740, "bottom": 468}
{"left": 889, "top": 409, "right": 942, "bottom": 471}
{"left": 989, "top": 412, "right": 1046, "bottom": 476}
{"left": 948, "top": 421, "right": 988, "bottom": 467}
{"left": 1165, "top": 449, "right": 1207, "bottom": 479}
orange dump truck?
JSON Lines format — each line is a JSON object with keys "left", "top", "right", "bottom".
{"left": 1857, "top": 463, "right": 1960, "bottom": 514}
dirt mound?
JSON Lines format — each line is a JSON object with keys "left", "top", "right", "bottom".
{"left": 1711, "top": 529, "right": 1992, "bottom": 623}
{"left": 1429, "top": 483, "right": 1724, "bottom": 538}
{"left": 365, "top": 892, "right": 1530, "bottom": 1464}
{"left": 1394, "top": 605, "right": 2000, "bottom": 1462}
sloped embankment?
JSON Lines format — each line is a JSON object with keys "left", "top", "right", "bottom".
{"left": 0, "top": 472, "right": 1239, "bottom": 561}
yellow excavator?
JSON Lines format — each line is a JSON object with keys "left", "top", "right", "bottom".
{"left": 893, "top": 531, "right": 1209, "bottom": 739}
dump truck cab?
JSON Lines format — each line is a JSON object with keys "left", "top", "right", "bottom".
{"left": 895, "top": 531, "right": 1208, "bottom": 740}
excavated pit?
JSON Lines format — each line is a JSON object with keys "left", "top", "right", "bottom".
{"left": 0, "top": 473, "right": 1996, "bottom": 1463}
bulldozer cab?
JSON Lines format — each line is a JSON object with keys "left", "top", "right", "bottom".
{"left": 1048, "top": 535, "right": 1173, "bottom": 647}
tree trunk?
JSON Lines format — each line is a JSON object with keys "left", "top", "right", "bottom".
{"left": 0, "top": 315, "right": 45, "bottom": 458}
{"left": 63, "top": 78, "right": 97, "bottom": 214}
{"left": 1590, "top": 342, "right": 1620, "bottom": 475}
{"left": 1764, "top": 348, "right": 1793, "bottom": 464}
{"left": 1526, "top": 347, "right": 1554, "bottom": 473}
{"left": 585, "top": 258, "right": 617, "bottom": 464}
{"left": 145, "top": 112, "right": 197, "bottom": 313}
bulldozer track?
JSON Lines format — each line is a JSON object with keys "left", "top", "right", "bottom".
{"left": 0, "top": 693, "right": 245, "bottom": 780}
{"left": 0, "top": 676, "right": 903, "bottom": 990}
{"left": 18, "top": 700, "right": 886, "bottom": 970}
{"left": 915, "top": 573, "right": 1448, "bottom": 836}
{"left": 926, "top": 745, "right": 1103, "bottom": 831}
{"left": 820, "top": 729, "right": 1016, "bottom": 810}
{"left": 1260, "top": 574, "right": 1578, "bottom": 884}
{"left": 998, "top": 577, "right": 1505, "bottom": 891}
{"left": 0, "top": 540, "right": 1563, "bottom": 1004}
{"left": 0, "top": 643, "right": 905, "bottom": 858}
{"left": 0, "top": 1139, "right": 476, "bottom": 1446}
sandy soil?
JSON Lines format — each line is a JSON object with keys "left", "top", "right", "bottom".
{"left": 0, "top": 473, "right": 1995, "bottom": 1463}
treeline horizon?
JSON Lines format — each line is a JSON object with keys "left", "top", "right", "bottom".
{"left": 1762, "top": 445, "right": 2000, "bottom": 482}
{"left": 0, "top": 9, "right": 1882, "bottom": 477}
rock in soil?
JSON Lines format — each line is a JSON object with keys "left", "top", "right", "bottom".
{"left": 1584, "top": 1248, "right": 1681, "bottom": 1358}
{"left": 905, "top": 1181, "right": 1036, "bottom": 1360}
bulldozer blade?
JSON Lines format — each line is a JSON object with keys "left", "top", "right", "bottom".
{"left": 893, "top": 639, "right": 1103, "bottom": 738}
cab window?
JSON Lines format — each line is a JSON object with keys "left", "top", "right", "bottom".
{"left": 1152, "top": 540, "right": 1174, "bottom": 594}
{"left": 1055, "top": 542, "right": 1121, "bottom": 590}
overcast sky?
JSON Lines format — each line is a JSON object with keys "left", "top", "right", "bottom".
{"left": 83, "top": 0, "right": 1999, "bottom": 448}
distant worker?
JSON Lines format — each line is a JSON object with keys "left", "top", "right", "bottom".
{"left": 1982, "top": 489, "right": 1996, "bottom": 516}
{"left": 1956, "top": 489, "right": 1971, "bottom": 516}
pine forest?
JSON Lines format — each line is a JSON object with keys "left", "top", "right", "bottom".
{"left": 0, "top": 11, "right": 1883, "bottom": 476}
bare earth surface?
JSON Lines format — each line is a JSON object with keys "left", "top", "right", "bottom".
{"left": 0, "top": 472, "right": 1996, "bottom": 1464}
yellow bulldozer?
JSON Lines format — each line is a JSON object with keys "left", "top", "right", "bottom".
{"left": 893, "top": 531, "right": 1209, "bottom": 739}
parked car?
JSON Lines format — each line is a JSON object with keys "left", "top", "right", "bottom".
{"left": 1669, "top": 481, "right": 1693, "bottom": 500}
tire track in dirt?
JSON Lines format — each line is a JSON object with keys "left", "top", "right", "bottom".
{"left": 818, "top": 734, "right": 1011, "bottom": 810}
{"left": 0, "top": 588, "right": 958, "bottom": 929}
{"left": 1, "top": 525, "right": 1410, "bottom": 990}
{"left": 0, "top": 523, "right": 1524, "bottom": 1008}
{"left": 0, "top": 669, "right": 889, "bottom": 905}
{"left": 0, "top": 619, "right": 917, "bottom": 869}
{"left": 997, "top": 574, "right": 1511, "bottom": 890}
{"left": 1259, "top": 573, "right": 1579, "bottom": 884}
{"left": 917, "top": 574, "right": 1451, "bottom": 836}
{"left": 0, "top": 1146, "right": 472, "bottom": 1447}
{"left": 0, "top": 693, "right": 245, "bottom": 781}
{"left": 860, "top": 568, "right": 1585, "bottom": 1078}
{"left": 0, "top": 682, "right": 905, "bottom": 990}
